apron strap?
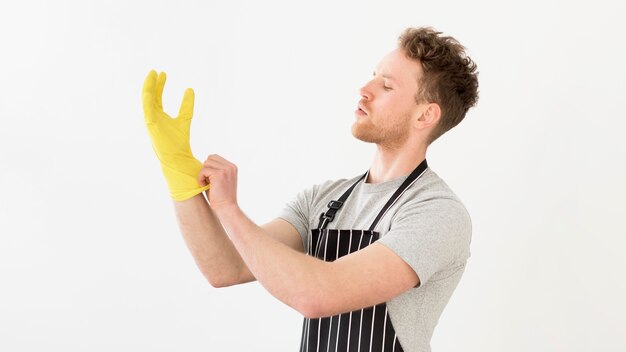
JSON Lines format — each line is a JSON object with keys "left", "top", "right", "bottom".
{"left": 368, "top": 158, "right": 428, "bottom": 231}
{"left": 317, "top": 173, "right": 367, "bottom": 230}
{"left": 317, "top": 158, "right": 429, "bottom": 231}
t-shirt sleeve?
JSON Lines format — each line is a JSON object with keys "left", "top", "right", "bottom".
{"left": 278, "top": 186, "right": 315, "bottom": 253}
{"left": 376, "top": 197, "right": 472, "bottom": 287}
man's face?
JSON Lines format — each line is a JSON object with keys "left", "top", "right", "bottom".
{"left": 352, "top": 48, "right": 425, "bottom": 148}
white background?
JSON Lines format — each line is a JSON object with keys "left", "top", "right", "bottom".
{"left": 1, "top": 0, "right": 625, "bottom": 351}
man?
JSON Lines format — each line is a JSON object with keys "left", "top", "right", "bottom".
{"left": 142, "top": 26, "right": 479, "bottom": 352}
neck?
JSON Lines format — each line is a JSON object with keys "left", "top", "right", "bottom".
{"left": 366, "top": 142, "right": 427, "bottom": 184}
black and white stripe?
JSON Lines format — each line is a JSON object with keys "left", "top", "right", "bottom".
{"left": 299, "top": 229, "right": 404, "bottom": 352}
{"left": 299, "top": 159, "right": 428, "bottom": 352}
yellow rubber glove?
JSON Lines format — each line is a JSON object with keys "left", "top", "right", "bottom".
{"left": 142, "top": 70, "right": 210, "bottom": 201}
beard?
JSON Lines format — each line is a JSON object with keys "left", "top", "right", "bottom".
{"left": 351, "top": 112, "right": 412, "bottom": 149}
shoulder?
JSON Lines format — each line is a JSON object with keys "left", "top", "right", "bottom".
{"left": 412, "top": 168, "right": 468, "bottom": 210}
{"left": 393, "top": 168, "right": 472, "bottom": 235}
{"left": 416, "top": 168, "right": 465, "bottom": 201}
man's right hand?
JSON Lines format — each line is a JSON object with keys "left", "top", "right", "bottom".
{"left": 142, "top": 70, "right": 210, "bottom": 201}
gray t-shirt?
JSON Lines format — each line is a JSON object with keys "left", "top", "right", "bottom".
{"left": 278, "top": 167, "right": 472, "bottom": 352}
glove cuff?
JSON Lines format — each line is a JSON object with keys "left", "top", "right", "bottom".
{"left": 160, "top": 158, "right": 210, "bottom": 201}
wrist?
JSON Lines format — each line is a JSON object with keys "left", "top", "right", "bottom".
{"left": 211, "top": 202, "right": 241, "bottom": 220}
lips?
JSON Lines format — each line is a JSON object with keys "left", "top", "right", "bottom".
{"left": 357, "top": 103, "right": 368, "bottom": 115}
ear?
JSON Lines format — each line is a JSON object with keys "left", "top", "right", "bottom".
{"left": 416, "top": 103, "right": 441, "bottom": 129}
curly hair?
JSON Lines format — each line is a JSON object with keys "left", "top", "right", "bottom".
{"left": 398, "top": 27, "right": 479, "bottom": 144}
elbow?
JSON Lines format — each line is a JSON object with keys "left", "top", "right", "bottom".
{"left": 199, "top": 261, "right": 254, "bottom": 288}
{"left": 295, "top": 290, "right": 329, "bottom": 319}
{"left": 207, "top": 278, "right": 229, "bottom": 288}
{"left": 295, "top": 263, "right": 337, "bottom": 318}
{"left": 297, "top": 300, "right": 322, "bottom": 319}
{"left": 203, "top": 272, "right": 236, "bottom": 288}
{"left": 206, "top": 276, "right": 228, "bottom": 288}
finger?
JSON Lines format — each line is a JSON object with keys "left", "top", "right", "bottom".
{"left": 203, "top": 159, "right": 229, "bottom": 170}
{"left": 198, "top": 172, "right": 208, "bottom": 187}
{"left": 208, "top": 154, "right": 232, "bottom": 165}
{"left": 178, "top": 88, "right": 195, "bottom": 121}
{"left": 142, "top": 70, "right": 157, "bottom": 123}
{"left": 155, "top": 71, "right": 167, "bottom": 111}
{"left": 197, "top": 168, "right": 207, "bottom": 187}
{"left": 203, "top": 153, "right": 229, "bottom": 164}
{"left": 197, "top": 167, "right": 219, "bottom": 187}
{"left": 203, "top": 154, "right": 231, "bottom": 168}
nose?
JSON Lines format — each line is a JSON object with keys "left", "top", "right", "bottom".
{"left": 359, "top": 81, "right": 373, "bottom": 101}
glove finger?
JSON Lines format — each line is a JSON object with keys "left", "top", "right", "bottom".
{"left": 155, "top": 71, "right": 167, "bottom": 111}
{"left": 142, "top": 70, "right": 158, "bottom": 123}
{"left": 178, "top": 88, "right": 195, "bottom": 121}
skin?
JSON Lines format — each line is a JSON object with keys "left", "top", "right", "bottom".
{"left": 173, "top": 47, "right": 442, "bottom": 318}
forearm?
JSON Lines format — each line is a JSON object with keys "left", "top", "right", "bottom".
{"left": 173, "top": 193, "right": 252, "bottom": 287}
{"left": 215, "top": 204, "right": 329, "bottom": 316}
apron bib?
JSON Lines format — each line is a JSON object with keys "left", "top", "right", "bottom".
{"left": 299, "top": 159, "right": 428, "bottom": 352}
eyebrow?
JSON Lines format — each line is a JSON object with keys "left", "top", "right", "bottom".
{"left": 372, "top": 71, "right": 396, "bottom": 81}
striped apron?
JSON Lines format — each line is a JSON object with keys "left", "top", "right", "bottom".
{"left": 299, "top": 159, "right": 428, "bottom": 352}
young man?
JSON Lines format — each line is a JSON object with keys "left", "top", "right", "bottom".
{"left": 142, "top": 26, "right": 479, "bottom": 352}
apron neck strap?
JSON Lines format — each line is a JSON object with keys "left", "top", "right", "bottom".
{"left": 368, "top": 158, "right": 428, "bottom": 231}
{"left": 317, "top": 158, "right": 429, "bottom": 231}
{"left": 317, "top": 173, "right": 367, "bottom": 230}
